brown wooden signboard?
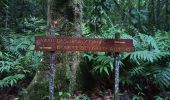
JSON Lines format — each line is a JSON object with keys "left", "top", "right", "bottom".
{"left": 35, "top": 36, "right": 133, "bottom": 52}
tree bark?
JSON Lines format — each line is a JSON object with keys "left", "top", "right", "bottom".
{"left": 74, "top": 0, "right": 82, "bottom": 37}
{"left": 69, "top": 0, "right": 82, "bottom": 90}
{"left": 47, "top": 0, "right": 52, "bottom": 32}
{"left": 24, "top": 0, "right": 82, "bottom": 99}
{"left": 128, "top": 0, "right": 132, "bottom": 25}
{"left": 148, "top": 0, "right": 155, "bottom": 35}
{"left": 165, "top": 0, "right": 169, "bottom": 31}
{"left": 156, "top": 0, "right": 161, "bottom": 29}
{"left": 113, "top": 0, "right": 125, "bottom": 26}
{"left": 5, "top": 0, "right": 9, "bottom": 30}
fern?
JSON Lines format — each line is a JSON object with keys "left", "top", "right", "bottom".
{"left": 95, "top": 55, "right": 114, "bottom": 66}
{"left": 152, "top": 63, "right": 170, "bottom": 88}
{"left": 154, "top": 31, "right": 170, "bottom": 51}
{"left": 0, "top": 61, "right": 14, "bottom": 72}
{"left": 0, "top": 74, "right": 25, "bottom": 88}
{"left": 81, "top": 53, "right": 94, "bottom": 61}
{"left": 0, "top": 34, "right": 43, "bottom": 89}
{"left": 128, "top": 33, "right": 170, "bottom": 64}
{"left": 119, "top": 32, "right": 170, "bottom": 91}
{"left": 138, "top": 33, "right": 158, "bottom": 50}
{"left": 120, "top": 75, "right": 133, "bottom": 85}
{"left": 3, "top": 35, "right": 33, "bottom": 56}
{"left": 132, "top": 95, "right": 144, "bottom": 100}
{"left": 130, "top": 66, "right": 145, "bottom": 76}
{"left": 83, "top": 29, "right": 170, "bottom": 92}
{"left": 130, "top": 51, "right": 170, "bottom": 64}
{"left": 93, "top": 64, "right": 110, "bottom": 75}
{"left": 90, "top": 55, "right": 112, "bottom": 75}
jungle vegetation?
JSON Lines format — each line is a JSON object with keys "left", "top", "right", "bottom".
{"left": 0, "top": 0, "right": 170, "bottom": 100}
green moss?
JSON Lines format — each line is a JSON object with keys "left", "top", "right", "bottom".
{"left": 54, "top": 53, "right": 73, "bottom": 92}
{"left": 21, "top": 74, "right": 49, "bottom": 100}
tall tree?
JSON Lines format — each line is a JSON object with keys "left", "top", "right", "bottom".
{"left": 165, "top": 0, "right": 169, "bottom": 31}
{"left": 148, "top": 0, "right": 155, "bottom": 34}
{"left": 113, "top": 0, "right": 125, "bottom": 26}
{"left": 128, "top": 0, "right": 132, "bottom": 25}
{"left": 156, "top": 0, "right": 160, "bottom": 29}
{"left": 24, "top": 0, "right": 82, "bottom": 99}
{"left": 5, "top": 0, "right": 9, "bottom": 30}
{"left": 71, "top": 0, "right": 82, "bottom": 89}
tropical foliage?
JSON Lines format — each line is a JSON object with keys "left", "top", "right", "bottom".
{"left": 0, "top": 0, "right": 170, "bottom": 99}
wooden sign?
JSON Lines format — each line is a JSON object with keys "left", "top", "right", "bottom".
{"left": 35, "top": 36, "right": 133, "bottom": 52}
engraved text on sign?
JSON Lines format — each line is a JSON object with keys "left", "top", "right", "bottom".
{"left": 35, "top": 36, "right": 133, "bottom": 52}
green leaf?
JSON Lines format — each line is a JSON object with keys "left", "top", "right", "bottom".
{"left": 104, "top": 67, "right": 109, "bottom": 75}
{"left": 0, "top": 51, "right": 2, "bottom": 57}
{"left": 109, "top": 62, "right": 114, "bottom": 71}
{"left": 59, "top": 92, "right": 63, "bottom": 96}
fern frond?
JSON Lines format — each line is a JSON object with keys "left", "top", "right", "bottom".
{"left": 0, "top": 74, "right": 25, "bottom": 88}
{"left": 152, "top": 67, "right": 170, "bottom": 88}
{"left": 92, "top": 64, "right": 110, "bottom": 75}
{"left": 138, "top": 33, "right": 158, "bottom": 50}
{"left": 95, "top": 55, "right": 113, "bottom": 65}
{"left": 130, "top": 66, "right": 145, "bottom": 76}
{"left": 120, "top": 76, "right": 133, "bottom": 85}
{"left": 154, "top": 31, "right": 170, "bottom": 51}
{"left": 0, "top": 61, "right": 13, "bottom": 72}
{"left": 130, "top": 51, "right": 170, "bottom": 64}
{"left": 0, "top": 34, "right": 42, "bottom": 89}
{"left": 2, "top": 35, "right": 33, "bottom": 57}
{"left": 82, "top": 53, "right": 94, "bottom": 61}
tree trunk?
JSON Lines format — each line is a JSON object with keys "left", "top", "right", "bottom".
{"left": 113, "top": 0, "right": 125, "bottom": 26}
{"left": 128, "top": 0, "right": 132, "bottom": 25}
{"left": 120, "top": 0, "right": 125, "bottom": 26}
{"left": 74, "top": 0, "right": 82, "bottom": 37}
{"left": 148, "top": 0, "right": 155, "bottom": 35}
{"left": 165, "top": 0, "right": 169, "bottom": 31}
{"left": 156, "top": 0, "right": 160, "bottom": 29}
{"left": 47, "top": 0, "right": 52, "bottom": 32}
{"left": 23, "top": 69, "right": 49, "bottom": 100}
{"left": 69, "top": 0, "right": 82, "bottom": 90}
{"left": 24, "top": 0, "right": 82, "bottom": 99}
{"left": 5, "top": 0, "right": 9, "bottom": 30}
{"left": 22, "top": 0, "right": 52, "bottom": 98}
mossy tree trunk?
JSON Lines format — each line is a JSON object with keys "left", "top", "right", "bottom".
{"left": 23, "top": 0, "right": 82, "bottom": 100}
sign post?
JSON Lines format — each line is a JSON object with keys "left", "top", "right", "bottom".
{"left": 49, "top": 51, "right": 55, "bottom": 100}
{"left": 35, "top": 33, "right": 133, "bottom": 100}
{"left": 48, "top": 21, "right": 56, "bottom": 100}
{"left": 114, "top": 33, "right": 120, "bottom": 100}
